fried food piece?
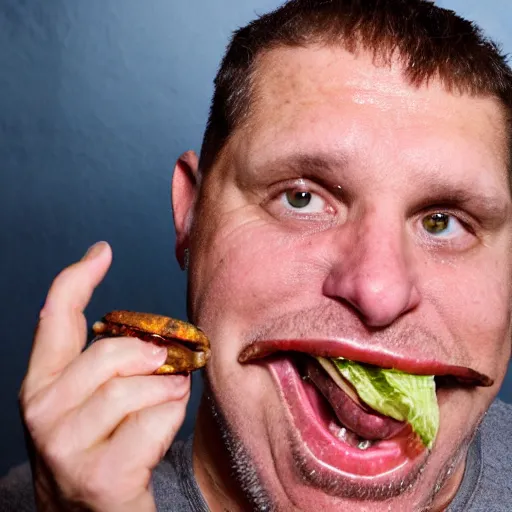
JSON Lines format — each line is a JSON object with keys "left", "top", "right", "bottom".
{"left": 92, "top": 311, "right": 210, "bottom": 374}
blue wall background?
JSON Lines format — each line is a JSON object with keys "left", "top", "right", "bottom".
{"left": 1, "top": 0, "right": 511, "bottom": 476}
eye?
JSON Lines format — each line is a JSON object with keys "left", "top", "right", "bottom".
{"left": 421, "top": 212, "right": 464, "bottom": 238}
{"left": 282, "top": 188, "right": 326, "bottom": 213}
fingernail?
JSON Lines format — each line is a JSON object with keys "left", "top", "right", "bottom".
{"left": 82, "top": 241, "right": 108, "bottom": 261}
{"left": 150, "top": 344, "right": 168, "bottom": 361}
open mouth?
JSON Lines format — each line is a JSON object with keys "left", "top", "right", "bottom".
{"left": 238, "top": 340, "right": 492, "bottom": 479}
{"left": 266, "top": 354, "right": 425, "bottom": 477}
{"left": 296, "top": 355, "right": 408, "bottom": 448}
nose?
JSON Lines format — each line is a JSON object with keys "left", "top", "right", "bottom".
{"left": 323, "top": 215, "right": 420, "bottom": 328}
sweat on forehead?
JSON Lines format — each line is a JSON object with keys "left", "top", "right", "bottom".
{"left": 230, "top": 46, "right": 507, "bottom": 176}
{"left": 198, "top": 0, "right": 512, "bottom": 176}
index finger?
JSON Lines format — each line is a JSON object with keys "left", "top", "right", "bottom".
{"left": 22, "top": 241, "right": 112, "bottom": 400}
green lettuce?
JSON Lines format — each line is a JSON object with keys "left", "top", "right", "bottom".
{"left": 330, "top": 358, "right": 439, "bottom": 449}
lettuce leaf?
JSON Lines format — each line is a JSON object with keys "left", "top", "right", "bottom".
{"left": 330, "top": 358, "right": 439, "bottom": 449}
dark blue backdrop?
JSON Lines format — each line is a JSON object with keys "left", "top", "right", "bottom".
{"left": 1, "top": 0, "right": 511, "bottom": 476}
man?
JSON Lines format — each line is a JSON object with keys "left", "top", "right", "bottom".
{"left": 2, "top": 0, "right": 512, "bottom": 510}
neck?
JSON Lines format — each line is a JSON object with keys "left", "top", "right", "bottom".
{"left": 429, "top": 458, "right": 467, "bottom": 512}
{"left": 193, "top": 397, "right": 252, "bottom": 512}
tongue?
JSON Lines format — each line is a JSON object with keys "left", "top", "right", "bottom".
{"left": 305, "top": 358, "right": 406, "bottom": 440}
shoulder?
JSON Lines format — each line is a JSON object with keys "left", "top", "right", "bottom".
{"left": 152, "top": 436, "right": 207, "bottom": 512}
{"left": 0, "top": 439, "right": 202, "bottom": 512}
{"left": 0, "top": 438, "right": 204, "bottom": 512}
{"left": 472, "top": 399, "right": 512, "bottom": 510}
{"left": 152, "top": 439, "right": 188, "bottom": 497}
{"left": 480, "top": 398, "right": 512, "bottom": 460}
{"left": 481, "top": 399, "right": 512, "bottom": 454}
{"left": 0, "top": 463, "right": 35, "bottom": 512}
{"left": 486, "top": 397, "right": 512, "bottom": 422}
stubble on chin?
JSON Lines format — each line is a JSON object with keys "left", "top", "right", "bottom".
{"left": 201, "top": 374, "right": 486, "bottom": 512}
{"left": 202, "top": 376, "right": 277, "bottom": 512}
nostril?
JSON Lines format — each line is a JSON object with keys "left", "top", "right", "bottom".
{"left": 348, "top": 283, "right": 417, "bottom": 328}
{"left": 323, "top": 267, "right": 420, "bottom": 329}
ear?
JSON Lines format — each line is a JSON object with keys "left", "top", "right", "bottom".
{"left": 172, "top": 150, "right": 200, "bottom": 269}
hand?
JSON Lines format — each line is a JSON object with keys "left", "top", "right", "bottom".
{"left": 19, "top": 242, "right": 190, "bottom": 512}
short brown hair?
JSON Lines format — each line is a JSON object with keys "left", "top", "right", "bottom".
{"left": 199, "top": 0, "right": 512, "bottom": 173}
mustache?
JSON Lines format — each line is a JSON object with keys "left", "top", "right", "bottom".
{"left": 238, "top": 305, "right": 493, "bottom": 386}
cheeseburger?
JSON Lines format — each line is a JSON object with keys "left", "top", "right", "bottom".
{"left": 92, "top": 310, "right": 210, "bottom": 374}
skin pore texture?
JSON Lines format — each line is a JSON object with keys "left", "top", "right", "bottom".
{"left": 172, "top": 46, "right": 512, "bottom": 511}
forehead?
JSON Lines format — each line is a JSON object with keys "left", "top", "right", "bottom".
{"left": 227, "top": 45, "right": 508, "bottom": 186}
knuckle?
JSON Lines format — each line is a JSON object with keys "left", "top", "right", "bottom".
{"left": 128, "top": 409, "right": 144, "bottom": 428}
{"left": 50, "top": 265, "right": 77, "bottom": 291}
{"left": 22, "top": 405, "right": 38, "bottom": 433}
{"left": 156, "top": 439, "right": 169, "bottom": 462}
{"left": 171, "top": 404, "right": 188, "bottom": 433}
{"left": 40, "top": 431, "right": 71, "bottom": 470}
{"left": 59, "top": 262, "right": 81, "bottom": 280}
{"left": 126, "top": 409, "right": 152, "bottom": 438}
{"left": 18, "top": 381, "right": 32, "bottom": 412}
{"left": 21, "top": 393, "right": 48, "bottom": 434}
{"left": 100, "top": 378, "right": 126, "bottom": 403}
{"left": 95, "top": 337, "right": 120, "bottom": 358}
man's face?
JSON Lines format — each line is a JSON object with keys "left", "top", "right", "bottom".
{"left": 184, "top": 46, "right": 512, "bottom": 510}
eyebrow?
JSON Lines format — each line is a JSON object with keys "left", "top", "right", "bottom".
{"left": 249, "top": 153, "right": 349, "bottom": 181}
{"left": 411, "top": 171, "right": 510, "bottom": 223}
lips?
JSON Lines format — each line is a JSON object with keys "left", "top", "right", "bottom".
{"left": 238, "top": 338, "right": 492, "bottom": 480}
{"left": 239, "top": 338, "right": 493, "bottom": 386}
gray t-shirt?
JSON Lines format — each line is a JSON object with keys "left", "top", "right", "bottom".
{"left": 1, "top": 399, "right": 510, "bottom": 511}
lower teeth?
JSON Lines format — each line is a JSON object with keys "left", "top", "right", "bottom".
{"left": 328, "top": 421, "right": 373, "bottom": 450}
{"left": 337, "top": 427, "right": 348, "bottom": 442}
{"left": 357, "top": 440, "right": 372, "bottom": 450}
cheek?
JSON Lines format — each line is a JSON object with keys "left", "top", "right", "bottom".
{"left": 422, "top": 251, "right": 512, "bottom": 374}
{"left": 188, "top": 221, "right": 312, "bottom": 434}
{"left": 192, "top": 222, "right": 316, "bottom": 329}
